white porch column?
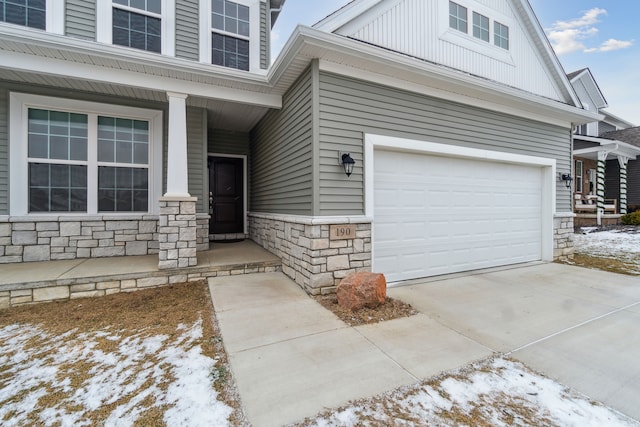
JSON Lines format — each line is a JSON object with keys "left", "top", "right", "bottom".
{"left": 158, "top": 92, "right": 198, "bottom": 269}
{"left": 618, "top": 155, "right": 629, "bottom": 215}
{"left": 165, "top": 92, "right": 190, "bottom": 197}
{"left": 596, "top": 150, "right": 608, "bottom": 225}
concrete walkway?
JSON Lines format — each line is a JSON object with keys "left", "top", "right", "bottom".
{"left": 209, "top": 263, "right": 640, "bottom": 427}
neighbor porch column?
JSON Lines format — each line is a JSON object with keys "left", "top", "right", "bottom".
{"left": 596, "top": 150, "right": 608, "bottom": 226}
{"left": 618, "top": 155, "right": 629, "bottom": 215}
{"left": 158, "top": 92, "right": 198, "bottom": 269}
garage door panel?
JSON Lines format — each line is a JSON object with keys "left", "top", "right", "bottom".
{"left": 374, "top": 150, "right": 544, "bottom": 282}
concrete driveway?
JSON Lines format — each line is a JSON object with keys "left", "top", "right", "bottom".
{"left": 389, "top": 262, "right": 640, "bottom": 421}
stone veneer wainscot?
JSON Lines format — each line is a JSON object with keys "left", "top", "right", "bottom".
{"left": 0, "top": 213, "right": 210, "bottom": 264}
{"left": 249, "top": 213, "right": 372, "bottom": 295}
{"left": 554, "top": 213, "right": 575, "bottom": 262}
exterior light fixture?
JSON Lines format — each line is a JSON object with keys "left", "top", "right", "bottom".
{"left": 561, "top": 173, "right": 573, "bottom": 189}
{"left": 341, "top": 153, "right": 355, "bottom": 177}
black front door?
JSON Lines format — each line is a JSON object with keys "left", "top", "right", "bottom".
{"left": 208, "top": 157, "right": 244, "bottom": 234}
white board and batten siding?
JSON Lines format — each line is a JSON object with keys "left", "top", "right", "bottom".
{"left": 333, "top": 0, "right": 564, "bottom": 102}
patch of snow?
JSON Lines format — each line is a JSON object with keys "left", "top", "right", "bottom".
{"left": 574, "top": 230, "right": 640, "bottom": 270}
{"left": 304, "top": 358, "right": 638, "bottom": 427}
{"left": 0, "top": 318, "right": 233, "bottom": 426}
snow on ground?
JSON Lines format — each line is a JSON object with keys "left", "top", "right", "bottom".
{"left": 0, "top": 318, "right": 232, "bottom": 427}
{"left": 574, "top": 227, "right": 640, "bottom": 266}
{"left": 303, "top": 358, "right": 639, "bottom": 427}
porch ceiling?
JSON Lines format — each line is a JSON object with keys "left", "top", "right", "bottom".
{"left": 573, "top": 136, "right": 640, "bottom": 161}
{"left": 0, "top": 70, "right": 270, "bottom": 132}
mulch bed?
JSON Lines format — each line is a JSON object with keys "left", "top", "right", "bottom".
{"left": 313, "top": 294, "right": 418, "bottom": 326}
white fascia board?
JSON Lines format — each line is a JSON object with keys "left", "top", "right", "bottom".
{"left": 602, "top": 110, "right": 636, "bottom": 128}
{"left": 312, "top": 0, "right": 383, "bottom": 32}
{"left": 0, "top": 24, "right": 272, "bottom": 86}
{"left": 0, "top": 50, "right": 281, "bottom": 108}
{"left": 574, "top": 139, "right": 640, "bottom": 159}
{"left": 279, "top": 26, "right": 599, "bottom": 126}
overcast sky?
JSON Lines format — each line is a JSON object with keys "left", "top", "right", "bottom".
{"left": 271, "top": 0, "right": 639, "bottom": 125}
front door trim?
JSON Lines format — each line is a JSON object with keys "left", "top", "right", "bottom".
{"left": 208, "top": 153, "right": 248, "bottom": 235}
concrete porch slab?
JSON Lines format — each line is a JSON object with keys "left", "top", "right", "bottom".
{"left": 0, "top": 259, "right": 85, "bottom": 286}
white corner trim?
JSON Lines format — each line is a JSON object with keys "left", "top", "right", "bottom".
{"left": 47, "top": 0, "right": 65, "bottom": 35}
{"left": 364, "top": 133, "right": 556, "bottom": 261}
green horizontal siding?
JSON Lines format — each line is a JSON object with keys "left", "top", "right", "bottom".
{"left": 65, "top": 0, "right": 96, "bottom": 41}
{"left": 250, "top": 68, "right": 313, "bottom": 214}
{"left": 187, "top": 107, "right": 207, "bottom": 213}
{"left": 318, "top": 71, "right": 572, "bottom": 215}
{"left": 176, "top": 0, "right": 200, "bottom": 62}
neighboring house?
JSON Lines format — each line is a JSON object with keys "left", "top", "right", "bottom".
{"left": 0, "top": 0, "right": 597, "bottom": 292}
{"left": 569, "top": 68, "right": 639, "bottom": 225}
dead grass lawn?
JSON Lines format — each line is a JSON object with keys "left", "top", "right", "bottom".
{"left": 0, "top": 281, "right": 246, "bottom": 426}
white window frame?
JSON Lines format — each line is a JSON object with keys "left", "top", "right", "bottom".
{"left": 448, "top": 1, "right": 467, "bottom": 33}
{"left": 199, "top": 0, "right": 262, "bottom": 73}
{"left": 575, "top": 160, "right": 583, "bottom": 193}
{"left": 439, "top": 0, "right": 514, "bottom": 65}
{"left": 494, "top": 20, "right": 509, "bottom": 50}
{"left": 0, "top": 0, "right": 63, "bottom": 33}
{"left": 472, "top": 11, "right": 489, "bottom": 43}
{"left": 9, "top": 93, "right": 163, "bottom": 216}
{"left": 96, "top": 0, "right": 175, "bottom": 56}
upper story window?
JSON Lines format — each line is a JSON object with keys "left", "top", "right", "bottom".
{"left": 96, "top": 0, "right": 175, "bottom": 56}
{"left": 0, "top": 0, "right": 45, "bottom": 30}
{"left": 472, "top": 12, "right": 489, "bottom": 42}
{"left": 201, "top": 0, "right": 260, "bottom": 72}
{"left": 441, "top": 0, "right": 512, "bottom": 62}
{"left": 449, "top": 1, "right": 467, "bottom": 33}
{"left": 211, "top": 0, "right": 250, "bottom": 70}
{"left": 494, "top": 21, "right": 509, "bottom": 50}
{"left": 0, "top": 0, "right": 62, "bottom": 33}
{"left": 112, "top": 0, "right": 162, "bottom": 53}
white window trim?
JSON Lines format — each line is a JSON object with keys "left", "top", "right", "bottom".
{"left": 440, "top": 0, "right": 514, "bottom": 66}
{"left": 199, "top": 0, "right": 262, "bottom": 73}
{"left": 0, "top": 0, "right": 63, "bottom": 33}
{"left": 575, "top": 160, "right": 583, "bottom": 193}
{"left": 9, "top": 92, "right": 163, "bottom": 216}
{"left": 96, "top": 0, "right": 175, "bottom": 56}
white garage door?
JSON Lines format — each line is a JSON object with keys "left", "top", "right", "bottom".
{"left": 374, "top": 149, "right": 544, "bottom": 283}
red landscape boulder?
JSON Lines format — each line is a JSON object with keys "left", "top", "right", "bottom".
{"left": 337, "top": 272, "right": 387, "bottom": 311}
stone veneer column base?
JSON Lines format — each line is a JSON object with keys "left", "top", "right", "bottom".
{"left": 158, "top": 197, "right": 198, "bottom": 269}
{"left": 249, "top": 212, "right": 372, "bottom": 295}
{"left": 554, "top": 213, "right": 575, "bottom": 262}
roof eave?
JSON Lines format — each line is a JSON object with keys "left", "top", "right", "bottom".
{"left": 271, "top": 26, "right": 600, "bottom": 126}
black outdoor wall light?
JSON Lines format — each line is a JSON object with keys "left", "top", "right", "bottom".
{"left": 561, "top": 173, "right": 573, "bottom": 188}
{"left": 341, "top": 153, "right": 356, "bottom": 177}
